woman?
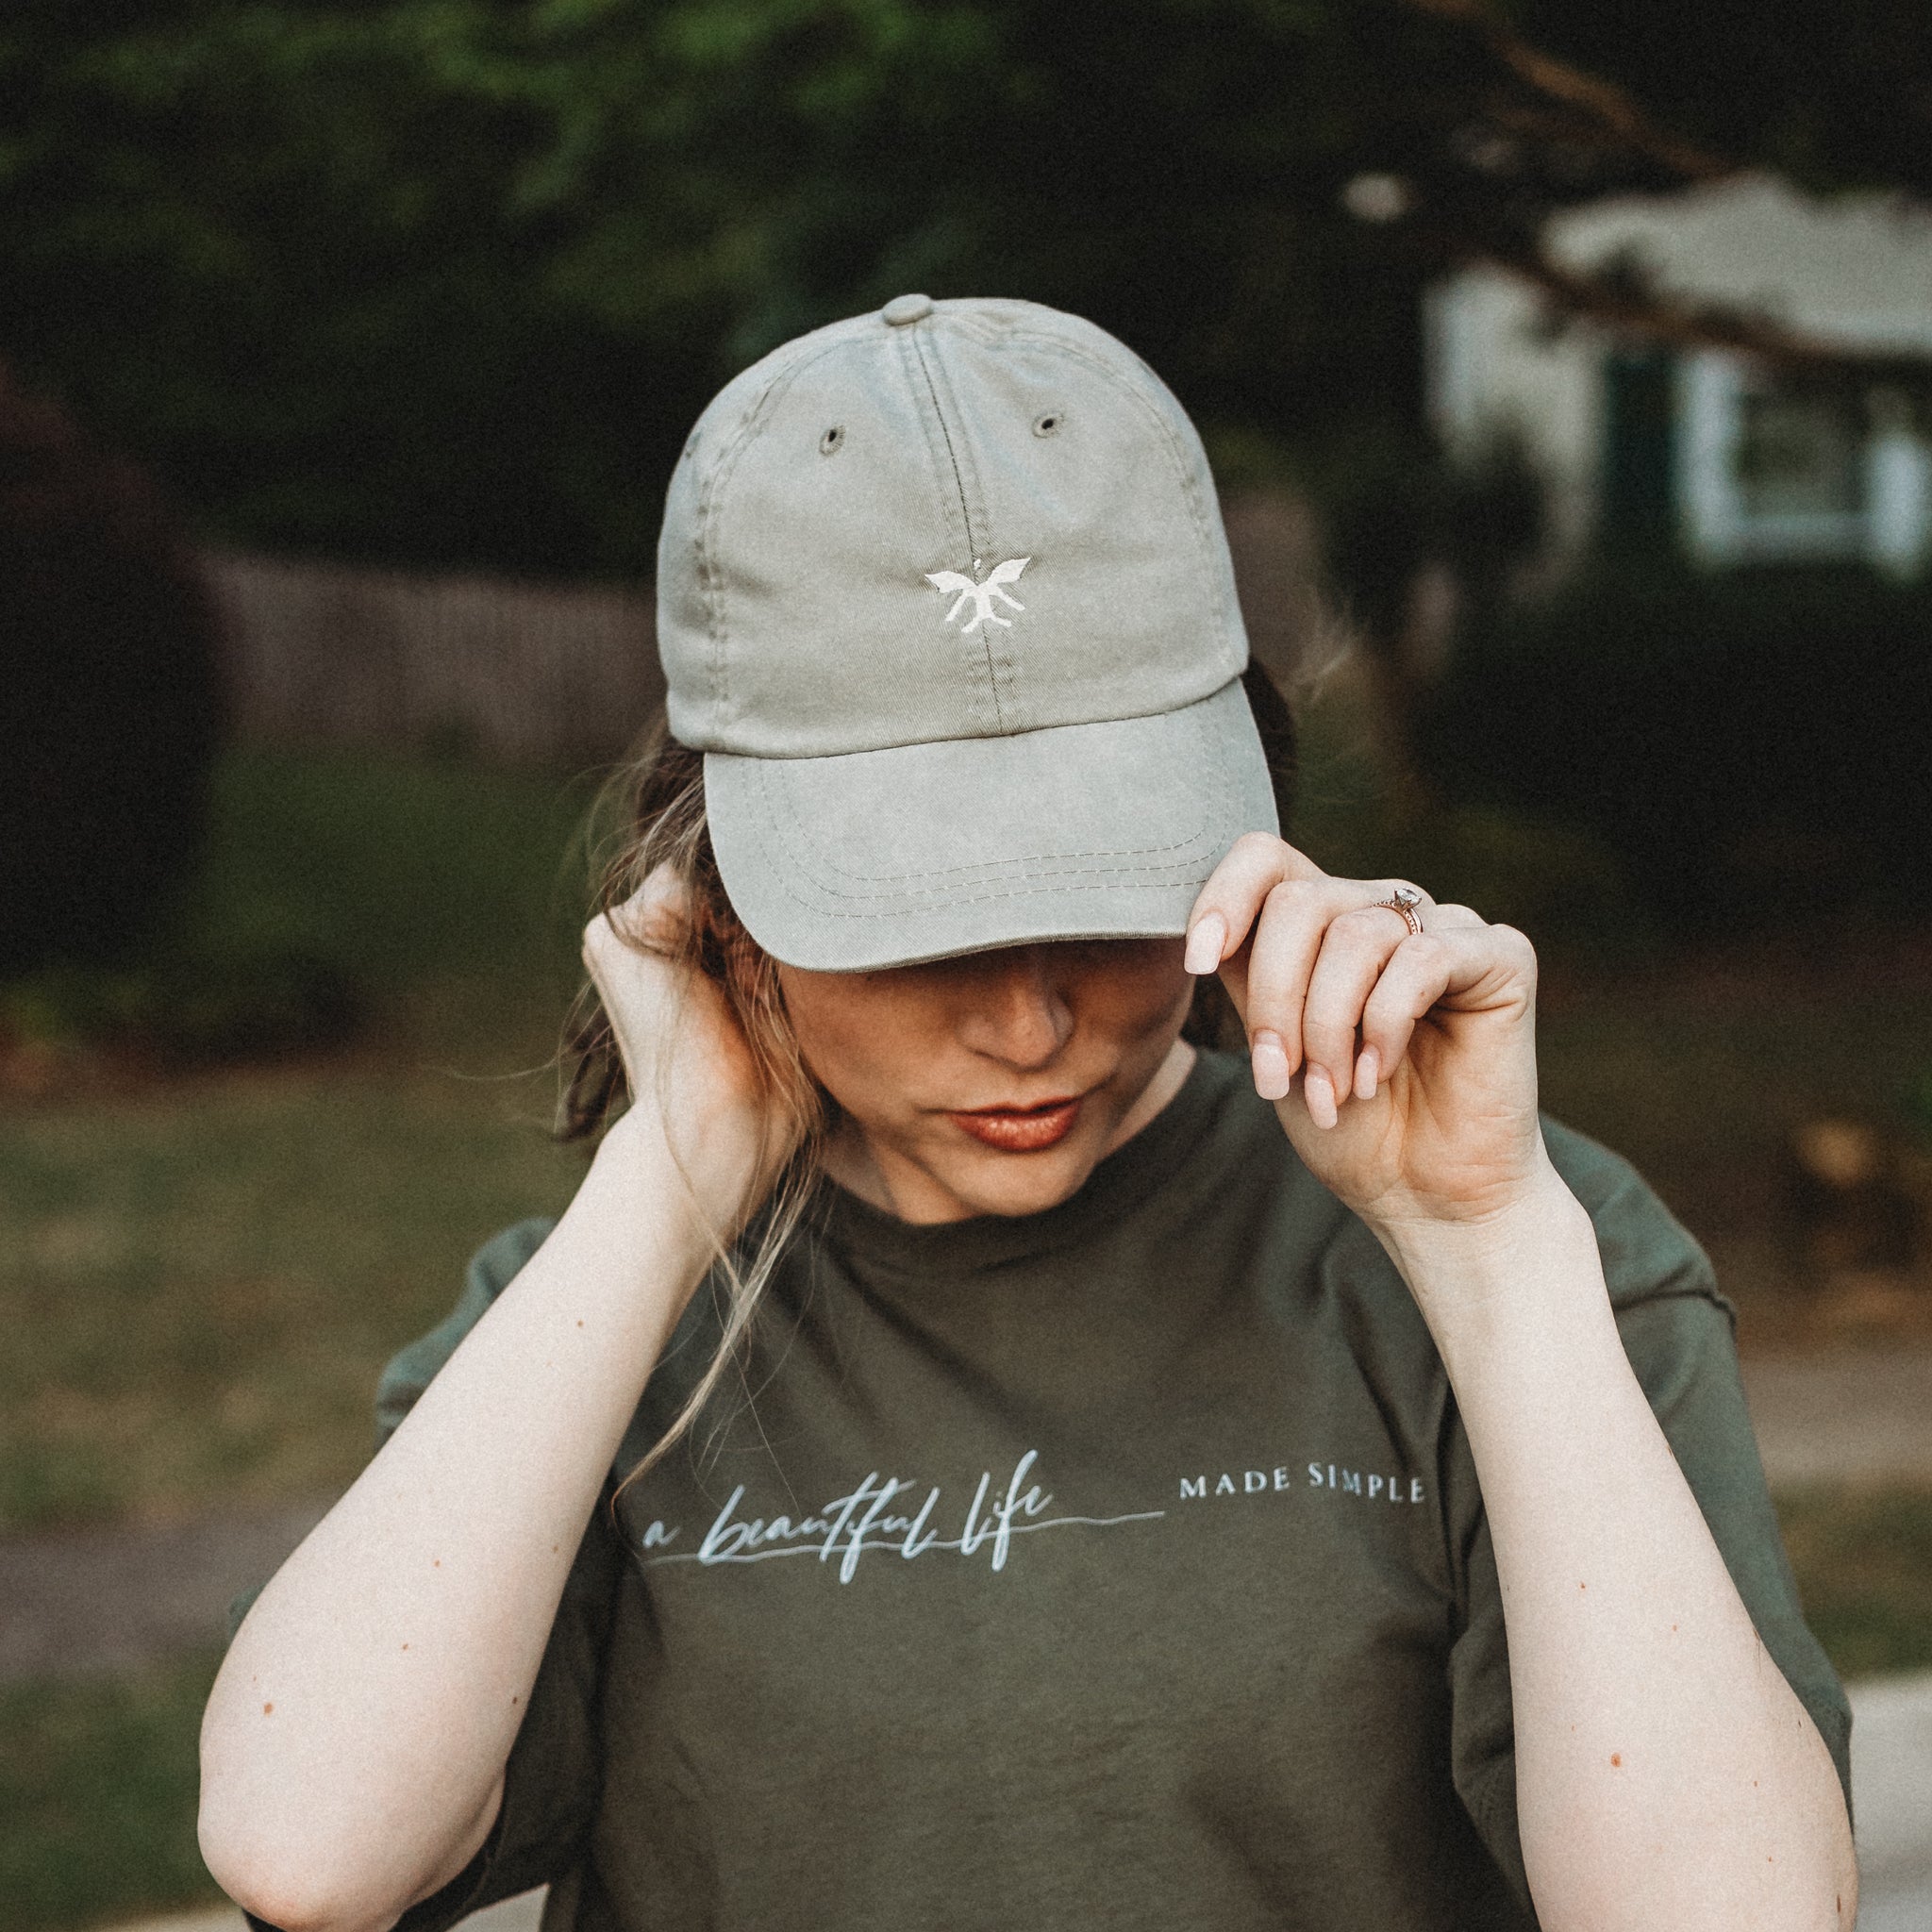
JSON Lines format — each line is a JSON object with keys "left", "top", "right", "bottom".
{"left": 200, "top": 296, "right": 1856, "bottom": 1931}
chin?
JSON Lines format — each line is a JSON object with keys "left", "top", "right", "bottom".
{"left": 946, "top": 1141, "right": 1105, "bottom": 1219}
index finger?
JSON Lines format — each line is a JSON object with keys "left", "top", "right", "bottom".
{"left": 1182, "top": 833, "right": 1327, "bottom": 974}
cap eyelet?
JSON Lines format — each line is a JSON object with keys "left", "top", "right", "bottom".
{"left": 819, "top": 425, "right": 845, "bottom": 457}
{"left": 1033, "top": 410, "right": 1062, "bottom": 438}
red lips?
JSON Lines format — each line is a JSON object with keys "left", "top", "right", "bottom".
{"left": 946, "top": 1097, "right": 1083, "bottom": 1152}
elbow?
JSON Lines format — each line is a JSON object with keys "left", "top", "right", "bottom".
{"left": 197, "top": 1791, "right": 399, "bottom": 1932}
{"left": 197, "top": 1747, "right": 498, "bottom": 1932}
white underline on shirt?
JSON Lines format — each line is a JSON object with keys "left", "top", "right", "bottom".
{"left": 638, "top": 1508, "right": 1168, "bottom": 1568}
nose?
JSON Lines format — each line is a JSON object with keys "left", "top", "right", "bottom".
{"left": 955, "top": 947, "right": 1074, "bottom": 1071}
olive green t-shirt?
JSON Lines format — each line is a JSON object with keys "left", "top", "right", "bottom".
{"left": 375, "top": 1050, "right": 1849, "bottom": 1932}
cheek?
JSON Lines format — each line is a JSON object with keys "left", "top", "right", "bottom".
{"left": 777, "top": 970, "right": 930, "bottom": 1116}
{"left": 1083, "top": 948, "right": 1193, "bottom": 1041}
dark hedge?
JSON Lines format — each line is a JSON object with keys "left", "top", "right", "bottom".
{"left": 1414, "top": 565, "right": 1932, "bottom": 930}
{"left": 0, "top": 369, "right": 225, "bottom": 974}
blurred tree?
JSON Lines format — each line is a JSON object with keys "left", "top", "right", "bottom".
{"left": 0, "top": 361, "right": 225, "bottom": 972}
{"left": 1, "top": 0, "right": 1927, "bottom": 579}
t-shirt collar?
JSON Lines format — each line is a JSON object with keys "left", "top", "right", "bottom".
{"left": 819, "top": 1047, "right": 1237, "bottom": 1277}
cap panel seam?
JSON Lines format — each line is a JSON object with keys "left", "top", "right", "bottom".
{"left": 908, "top": 326, "right": 1008, "bottom": 734}
{"left": 891, "top": 329, "right": 971, "bottom": 592}
{"left": 920, "top": 328, "right": 1018, "bottom": 727}
{"left": 906, "top": 328, "right": 980, "bottom": 559}
{"left": 895, "top": 330, "right": 991, "bottom": 732}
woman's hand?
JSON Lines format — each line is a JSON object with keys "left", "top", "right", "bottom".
{"left": 1186, "top": 836, "right": 1861, "bottom": 1927}
{"left": 582, "top": 864, "right": 800, "bottom": 1238}
{"left": 1186, "top": 833, "right": 1547, "bottom": 1236}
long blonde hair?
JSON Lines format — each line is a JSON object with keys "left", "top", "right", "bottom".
{"left": 560, "top": 662, "right": 1299, "bottom": 1482}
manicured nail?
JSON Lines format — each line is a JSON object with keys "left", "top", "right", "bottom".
{"left": 1251, "top": 1029, "right": 1291, "bottom": 1101}
{"left": 1305, "top": 1064, "right": 1339, "bottom": 1129}
{"left": 1185, "top": 912, "right": 1226, "bottom": 976}
{"left": 1355, "top": 1046, "right": 1379, "bottom": 1101}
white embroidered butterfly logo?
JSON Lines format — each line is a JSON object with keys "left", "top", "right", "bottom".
{"left": 925, "top": 557, "right": 1030, "bottom": 631}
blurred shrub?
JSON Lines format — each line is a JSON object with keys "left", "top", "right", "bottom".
{"left": 1414, "top": 563, "right": 1932, "bottom": 931}
{"left": 1290, "top": 659, "right": 1656, "bottom": 962}
{"left": 1, "top": 925, "right": 361, "bottom": 1070}
{"left": 0, "top": 365, "right": 225, "bottom": 974}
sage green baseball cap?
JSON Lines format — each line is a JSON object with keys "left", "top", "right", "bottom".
{"left": 658, "top": 294, "right": 1279, "bottom": 971}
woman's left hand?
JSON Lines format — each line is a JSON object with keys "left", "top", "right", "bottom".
{"left": 1186, "top": 833, "right": 1548, "bottom": 1236}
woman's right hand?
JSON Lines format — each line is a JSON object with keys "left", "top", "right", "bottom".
{"left": 581, "top": 864, "right": 800, "bottom": 1238}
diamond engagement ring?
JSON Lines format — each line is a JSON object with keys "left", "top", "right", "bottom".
{"left": 1376, "top": 885, "right": 1425, "bottom": 938}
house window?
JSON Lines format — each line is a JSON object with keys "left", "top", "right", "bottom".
{"left": 1677, "top": 354, "right": 1873, "bottom": 563}
{"left": 1733, "top": 383, "right": 1865, "bottom": 524}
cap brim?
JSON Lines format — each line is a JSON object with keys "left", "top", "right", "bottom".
{"left": 703, "top": 676, "right": 1278, "bottom": 971}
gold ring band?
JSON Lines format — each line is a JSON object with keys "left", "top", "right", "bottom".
{"left": 1376, "top": 884, "right": 1424, "bottom": 938}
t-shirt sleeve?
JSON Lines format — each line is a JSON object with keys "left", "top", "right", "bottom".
{"left": 1444, "top": 1122, "right": 1853, "bottom": 1915}
{"left": 239, "top": 1216, "right": 624, "bottom": 1932}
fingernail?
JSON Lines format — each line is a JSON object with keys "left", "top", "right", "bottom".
{"left": 1355, "top": 1047, "right": 1379, "bottom": 1101}
{"left": 1251, "top": 1029, "right": 1291, "bottom": 1101}
{"left": 1184, "top": 912, "right": 1226, "bottom": 976}
{"left": 1306, "top": 1064, "right": 1338, "bottom": 1129}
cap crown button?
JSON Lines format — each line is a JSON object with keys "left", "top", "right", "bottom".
{"left": 880, "top": 292, "right": 935, "bottom": 327}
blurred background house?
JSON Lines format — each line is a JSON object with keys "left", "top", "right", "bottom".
{"left": 1430, "top": 173, "right": 1932, "bottom": 577}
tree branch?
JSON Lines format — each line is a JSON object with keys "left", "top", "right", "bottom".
{"left": 1475, "top": 231, "right": 1932, "bottom": 383}
{"left": 1399, "top": 0, "right": 1732, "bottom": 183}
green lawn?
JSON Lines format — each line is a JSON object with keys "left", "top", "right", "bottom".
{"left": 2, "top": 746, "right": 604, "bottom": 1536}
{"left": 1779, "top": 1487, "right": 1932, "bottom": 1681}
{"left": 0, "top": 1070, "right": 581, "bottom": 1530}
{"left": 190, "top": 743, "right": 600, "bottom": 1008}
{"left": 0, "top": 1653, "right": 226, "bottom": 1932}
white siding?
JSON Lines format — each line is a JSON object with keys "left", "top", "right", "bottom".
{"left": 1424, "top": 271, "right": 1603, "bottom": 560}
{"left": 1428, "top": 175, "right": 1932, "bottom": 575}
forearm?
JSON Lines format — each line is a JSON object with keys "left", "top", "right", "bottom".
{"left": 1377, "top": 1169, "right": 1856, "bottom": 1932}
{"left": 199, "top": 1110, "right": 722, "bottom": 1932}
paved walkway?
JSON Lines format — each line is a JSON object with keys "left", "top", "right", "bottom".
{"left": 1740, "top": 1349, "right": 1932, "bottom": 1490}
{"left": 0, "top": 1498, "right": 330, "bottom": 1681}
{"left": 1852, "top": 1669, "right": 1932, "bottom": 1928}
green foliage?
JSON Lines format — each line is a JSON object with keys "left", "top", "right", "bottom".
{"left": 1291, "top": 670, "right": 1652, "bottom": 961}
{"left": 0, "top": 1652, "right": 225, "bottom": 1932}
{"left": 0, "top": 0, "right": 1455, "bottom": 573}
{"left": 1, "top": 942, "right": 362, "bottom": 1069}
{"left": 1414, "top": 564, "right": 1932, "bottom": 931}
{"left": 1908, "top": 1068, "right": 1932, "bottom": 1144}
{"left": 0, "top": 369, "right": 225, "bottom": 974}
{"left": 1518, "top": 0, "right": 1932, "bottom": 198}
{"left": 5, "top": 2, "right": 1929, "bottom": 580}
{"left": 1, "top": 742, "right": 597, "bottom": 1063}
